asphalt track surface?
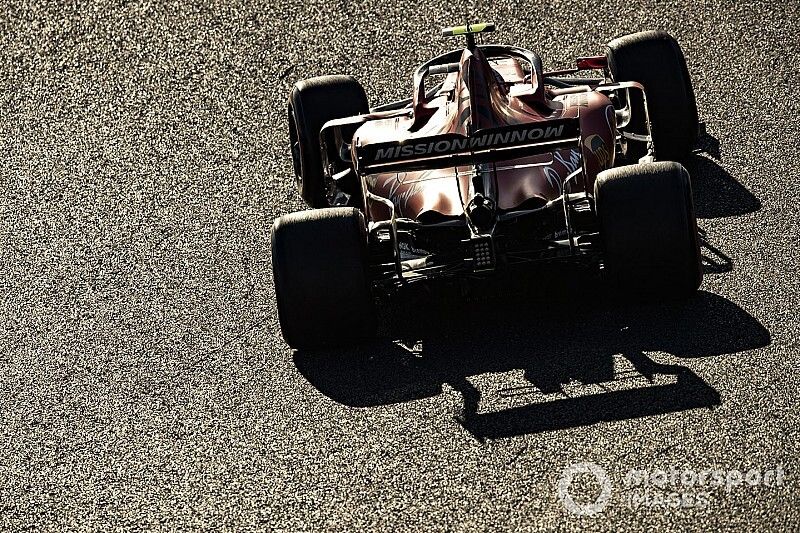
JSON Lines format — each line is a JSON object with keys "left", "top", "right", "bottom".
{"left": 1, "top": 0, "right": 799, "bottom": 530}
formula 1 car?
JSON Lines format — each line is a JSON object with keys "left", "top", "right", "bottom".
{"left": 272, "top": 24, "right": 702, "bottom": 349}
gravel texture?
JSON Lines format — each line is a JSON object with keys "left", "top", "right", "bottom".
{"left": 1, "top": 0, "right": 798, "bottom": 530}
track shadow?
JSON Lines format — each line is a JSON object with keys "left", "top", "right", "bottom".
{"left": 688, "top": 130, "right": 761, "bottom": 219}
{"left": 457, "top": 367, "right": 718, "bottom": 440}
{"left": 699, "top": 228, "right": 733, "bottom": 274}
{"left": 294, "top": 282, "right": 770, "bottom": 440}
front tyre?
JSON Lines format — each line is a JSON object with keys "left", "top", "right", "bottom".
{"left": 271, "top": 207, "right": 376, "bottom": 349}
{"left": 595, "top": 161, "right": 702, "bottom": 299}
{"left": 288, "top": 76, "right": 369, "bottom": 208}
{"left": 606, "top": 31, "right": 699, "bottom": 162}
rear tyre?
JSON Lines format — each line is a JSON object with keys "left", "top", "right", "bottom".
{"left": 595, "top": 161, "right": 702, "bottom": 299}
{"left": 606, "top": 31, "right": 699, "bottom": 162}
{"left": 271, "top": 207, "right": 376, "bottom": 349}
{"left": 289, "top": 76, "right": 369, "bottom": 207}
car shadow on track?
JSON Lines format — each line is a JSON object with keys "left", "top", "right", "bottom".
{"left": 699, "top": 229, "right": 733, "bottom": 274}
{"left": 294, "top": 283, "right": 770, "bottom": 440}
{"left": 689, "top": 130, "right": 761, "bottom": 219}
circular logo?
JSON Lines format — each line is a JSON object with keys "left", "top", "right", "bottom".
{"left": 557, "top": 462, "right": 613, "bottom": 516}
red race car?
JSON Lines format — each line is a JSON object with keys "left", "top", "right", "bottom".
{"left": 273, "top": 24, "right": 702, "bottom": 349}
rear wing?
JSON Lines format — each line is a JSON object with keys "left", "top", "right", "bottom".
{"left": 355, "top": 117, "right": 580, "bottom": 173}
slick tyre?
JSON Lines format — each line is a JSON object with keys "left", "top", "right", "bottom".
{"left": 271, "top": 207, "right": 376, "bottom": 349}
{"left": 606, "top": 31, "right": 699, "bottom": 162}
{"left": 288, "top": 76, "right": 369, "bottom": 207}
{"left": 595, "top": 161, "right": 703, "bottom": 299}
